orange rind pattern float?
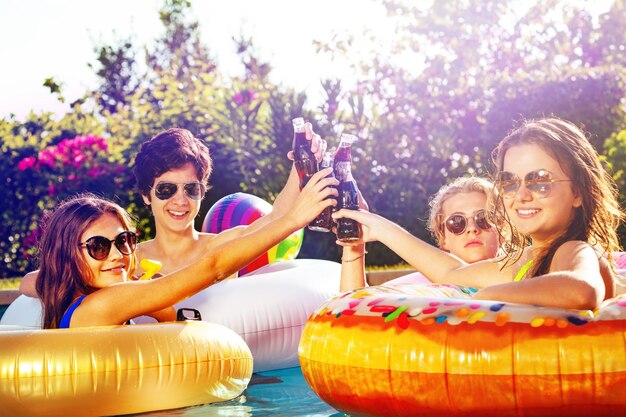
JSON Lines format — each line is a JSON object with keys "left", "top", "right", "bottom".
{"left": 298, "top": 283, "right": 626, "bottom": 417}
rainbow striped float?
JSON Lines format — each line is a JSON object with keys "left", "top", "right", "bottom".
{"left": 299, "top": 283, "right": 626, "bottom": 417}
{"left": 202, "top": 192, "right": 303, "bottom": 276}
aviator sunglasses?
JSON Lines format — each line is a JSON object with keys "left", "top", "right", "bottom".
{"left": 442, "top": 210, "right": 492, "bottom": 235}
{"left": 78, "top": 231, "right": 137, "bottom": 261}
{"left": 152, "top": 182, "right": 206, "bottom": 201}
{"left": 495, "top": 169, "right": 572, "bottom": 199}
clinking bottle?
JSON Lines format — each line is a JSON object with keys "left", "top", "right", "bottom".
{"left": 292, "top": 117, "right": 318, "bottom": 189}
{"left": 308, "top": 151, "right": 336, "bottom": 232}
{"left": 334, "top": 133, "right": 362, "bottom": 242}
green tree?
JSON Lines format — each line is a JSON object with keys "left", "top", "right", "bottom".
{"left": 89, "top": 37, "right": 140, "bottom": 113}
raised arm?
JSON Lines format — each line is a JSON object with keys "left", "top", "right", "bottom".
{"left": 333, "top": 209, "right": 509, "bottom": 288}
{"left": 340, "top": 244, "right": 367, "bottom": 291}
{"left": 72, "top": 169, "right": 338, "bottom": 327}
{"left": 339, "top": 185, "right": 369, "bottom": 292}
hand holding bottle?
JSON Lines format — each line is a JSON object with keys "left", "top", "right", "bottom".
{"left": 285, "top": 167, "right": 339, "bottom": 229}
{"left": 309, "top": 151, "right": 337, "bottom": 232}
{"left": 287, "top": 121, "right": 327, "bottom": 163}
{"left": 334, "top": 133, "right": 362, "bottom": 242}
{"left": 332, "top": 209, "right": 388, "bottom": 246}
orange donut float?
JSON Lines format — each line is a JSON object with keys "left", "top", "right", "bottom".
{"left": 298, "top": 283, "right": 626, "bottom": 417}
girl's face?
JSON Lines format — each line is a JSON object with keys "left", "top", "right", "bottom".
{"left": 440, "top": 191, "right": 500, "bottom": 263}
{"left": 500, "top": 143, "right": 582, "bottom": 247}
{"left": 143, "top": 162, "right": 203, "bottom": 234}
{"left": 79, "top": 213, "right": 132, "bottom": 288}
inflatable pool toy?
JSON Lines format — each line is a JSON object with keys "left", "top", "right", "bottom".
{"left": 0, "top": 321, "right": 252, "bottom": 417}
{"left": 139, "top": 258, "right": 162, "bottom": 280}
{"left": 2, "top": 259, "right": 341, "bottom": 373}
{"left": 299, "top": 283, "right": 626, "bottom": 417}
{"left": 139, "top": 259, "right": 341, "bottom": 371}
{"left": 202, "top": 192, "right": 304, "bottom": 275}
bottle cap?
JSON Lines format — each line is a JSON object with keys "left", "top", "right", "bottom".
{"left": 339, "top": 133, "right": 357, "bottom": 146}
{"left": 292, "top": 117, "right": 305, "bottom": 130}
{"left": 320, "top": 151, "right": 334, "bottom": 168}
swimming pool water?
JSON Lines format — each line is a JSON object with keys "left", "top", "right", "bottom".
{"left": 128, "top": 366, "right": 345, "bottom": 416}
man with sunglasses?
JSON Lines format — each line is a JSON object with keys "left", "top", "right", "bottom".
{"left": 131, "top": 126, "right": 332, "bottom": 279}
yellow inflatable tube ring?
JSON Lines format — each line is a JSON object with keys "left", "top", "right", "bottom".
{"left": 0, "top": 321, "right": 253, "bottom": 417}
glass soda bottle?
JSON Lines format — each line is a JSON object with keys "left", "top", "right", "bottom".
{"left": 334, "top": 133, "right": 362, "bottom": 242}
{"left": 308, "top": 151, "right": 336, "bottom": 232}
{"left": 292, "top": 117, "right": 318, "bottom": 189}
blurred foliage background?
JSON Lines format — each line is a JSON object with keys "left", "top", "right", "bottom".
{"left": 2, "top": 0, "right": 626, "bottom": 278}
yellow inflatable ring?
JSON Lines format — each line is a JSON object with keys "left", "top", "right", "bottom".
{"left": 299, "top": 283, "right": 626, "bottom": 417}
{"left": 0, "top": 321, "right": 252, "bottom": 417}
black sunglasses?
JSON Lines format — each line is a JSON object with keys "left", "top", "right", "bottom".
{"left": 495, "top": 169, "right": 572, "bottom": 199}
{"left": 441, "top": 210, "right": 492, "bottom": 235}
{"left": 79, "top": 231, "right": 137, "bottom": 261}
{"left": 152, "top": 182, "right": 206, "bottom": 201}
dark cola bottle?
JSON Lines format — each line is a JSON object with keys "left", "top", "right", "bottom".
{"left": 292, "top": 117, "right": 318, "bottom": 189}
{"left": 334, "top": 134, "right": 362, "bottom": 242}
{"left": 308, "top": 151, "right": 336, "bottom": 232}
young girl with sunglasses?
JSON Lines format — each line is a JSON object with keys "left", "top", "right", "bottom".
{"left": 36, "top": 168, "right": 335, "bottom": 328}
{"left": 428, "top": 177, "right": 501, "bottom": 263}
{"left": 335, "top": 118, "right": 624, "bottom": 309}
{"left": 340, "top": 177, "right": 501, "bottom": 290}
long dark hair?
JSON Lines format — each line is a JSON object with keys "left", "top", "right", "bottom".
{"left": 490, "top": 117, "right": 623, "bottom": 277}
{"left": 36, "top": 194, "right": 136, "bottom": 329}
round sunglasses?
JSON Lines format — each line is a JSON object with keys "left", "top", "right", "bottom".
{"left": 152, "top": 182, "right": 206, "bottom": 201}
{"left": 495, "top": 169, "right": 572, "bottom": 199}
{"left": 441, "top": 210, "right": 492, "bottom": 235}
{"left": 79, "top": 231, "right": 137, "bottom": 261}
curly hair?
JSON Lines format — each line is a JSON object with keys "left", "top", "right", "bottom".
{"left": 490, "top": 117, "right": 624, "bottom": 277}
{"left": 134, "top": 128, "right": 212, "bottom": 198}
{"left": 35, "top": 194, "right": 137, "bottom": 329}
{"left": 427, "top": 176, "right": 495, "bottom": 247}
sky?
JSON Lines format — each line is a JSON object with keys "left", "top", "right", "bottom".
{"left": 0, "top": 0, "right": 395, "bottom": 120}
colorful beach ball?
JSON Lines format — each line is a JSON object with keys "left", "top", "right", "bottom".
{"left": 202, "top": 193, "right": 304, "bottom": 276}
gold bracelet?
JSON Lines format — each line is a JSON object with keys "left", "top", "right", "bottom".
{"left": 342, "top": 250, "right": 368, "bottom": 263}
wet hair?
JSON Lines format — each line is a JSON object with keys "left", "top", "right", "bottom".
{"left": 134, "top": 128, "right": 212, "bottom": 198}
{"left": 490, "top": 117, "right": 624, "bottom": 276}
{"left": 428, "top": 176, "right": 495, "bottom": 247}
{"left": 36, "top": 194, "right": 137, "bottom": 329}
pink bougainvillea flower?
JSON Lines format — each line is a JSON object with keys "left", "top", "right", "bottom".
{"left": 233, "top": 88, "right": 256, "bottom": 106}
{"left": 232, "top": 92, "right": 244, "bottom": 105}
{"left": 37, "top": 149, "right": 56, "bottom": 168}
{"left": 246, "top": 88, "right": 256, "bottom": 101}
{"left": 87, "top": 167, "right": 102, "bottom": 178}
{"left": 17, "top": 156, "right": 36, "bottom": 171}
{"left": 72, "top": 153, "right": 86, "bottom": 168}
